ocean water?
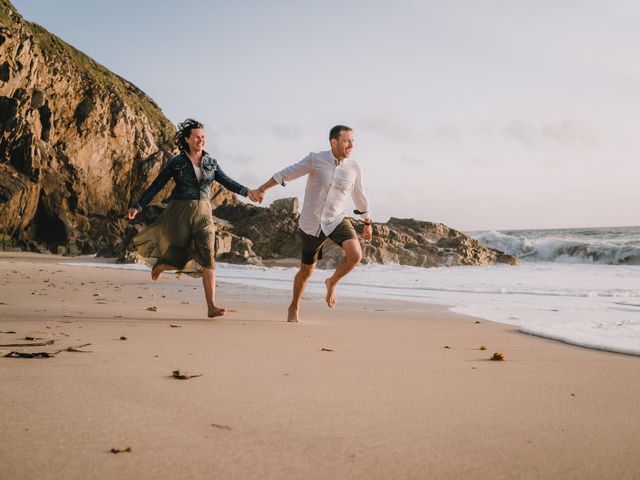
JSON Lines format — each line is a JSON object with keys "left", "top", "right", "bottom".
{"left": 63, "top": 226, "right": 640, "bottom": 357}
{"left": 472, "top": 225, "right": 640, "bottom": 265}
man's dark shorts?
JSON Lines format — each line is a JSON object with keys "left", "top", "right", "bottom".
{"left": 299, "top": 218, "right": 358, "bottom": 265}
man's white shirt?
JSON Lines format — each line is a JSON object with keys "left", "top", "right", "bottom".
{"left": 272, "top": 150, "right": 370, "bottom": 236}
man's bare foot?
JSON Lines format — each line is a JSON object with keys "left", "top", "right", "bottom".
{"left": 325, "top": 278, "right": 337, "bottom": 308}
{"left": 287, "top": 306, "right": 299, "bottom": 323}
{"left": 151, "top": 263, "right": 171, "bottom": 281}
{"left": 207, "top": 306, "right": 227, "bottom": 318}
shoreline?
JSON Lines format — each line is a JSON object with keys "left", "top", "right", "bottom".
{"left": 51, "top": 252, "right": 640, "bottom": 358}
{"left": 1, "top": 252, "right": 639, "bottom": 479}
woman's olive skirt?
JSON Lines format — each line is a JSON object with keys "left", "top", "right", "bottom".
{"left": 133, "top": 199, "right": 216, "bottom": 277}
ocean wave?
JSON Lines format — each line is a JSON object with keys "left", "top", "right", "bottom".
{"left": 474, "top": 230, "right": 640, "bottom": 265}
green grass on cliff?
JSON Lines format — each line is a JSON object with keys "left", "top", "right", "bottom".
{"left": 0, "top": 0, "right": 19, "bottom": 25}
{"left": 2, "top": 0, "right": 174, "bottom": 146}
{"left": 28, "top": 23, "right": 174, "bottom": 141}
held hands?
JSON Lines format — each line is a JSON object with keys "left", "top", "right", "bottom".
{"left": 247, "top": 189, "right": 265, "bottom": 204}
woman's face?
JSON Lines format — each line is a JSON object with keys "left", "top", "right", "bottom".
{"left": 185, "top": 128, "right": 205, "bottom": 153}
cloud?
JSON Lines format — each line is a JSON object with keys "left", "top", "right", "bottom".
{"left": 359, "top": 113, "right": 421, "bottom": 142}
{"left": 360, "top": 113, "right": 462, "bottom": 144}
{"left": 503, "top": 118, "right": 600, "bottom": 148}
{"left": 431, "top": 124, "right": 461, "bottom": 142}
{"left": 541, "top": 118, "right": 599, "bottom": 147}
{"left": 503, "top": 120, "right": 538, "bottom": 146}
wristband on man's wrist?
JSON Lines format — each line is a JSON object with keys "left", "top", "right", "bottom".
{"left": 363, "top": 220, "right": 371, "bottom": 225}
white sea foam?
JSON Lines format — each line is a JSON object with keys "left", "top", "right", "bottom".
{"left": 473, "top": 226, "right": 640, "bottom": 265}
{"left": 65, "top": 261, "right": 640, "bottom": 356}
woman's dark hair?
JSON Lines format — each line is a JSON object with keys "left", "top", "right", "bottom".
{"left": 175, "top": 118, "right": 204, "bottom": 152}
{"left": 329, "top": 125, "right": 352, "bottom": 141}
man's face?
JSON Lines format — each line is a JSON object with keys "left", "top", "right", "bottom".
{"left": 185, "top": 128, "right": 205, "bottom": 153}
{"left": 330, "top": 130, "right": 354, "bottom": 160}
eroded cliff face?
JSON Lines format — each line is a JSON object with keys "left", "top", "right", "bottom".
{"left": 0, "top": 0, "right": 236, "bottom": 254}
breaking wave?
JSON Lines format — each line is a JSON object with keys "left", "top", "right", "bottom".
{"left": 474, "top": 228, "right": 640, "bottom": 265}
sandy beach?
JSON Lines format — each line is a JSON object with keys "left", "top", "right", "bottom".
{"left": 0, "top": 252, "right": 638, "bottom": 480}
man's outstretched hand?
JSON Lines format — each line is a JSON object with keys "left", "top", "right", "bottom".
{"left": 247, "top": 189, "right": 265, "bottom": 203}
{"left": 362, "top": 223, "right": 373, "bottom": 241}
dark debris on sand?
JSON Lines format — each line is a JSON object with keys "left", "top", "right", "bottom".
{"left": 110, "top": 447, "right": 132, "bottom": 454}
{"left": 171, "top": 370, "right": 202, "bottom": 380}
{"left": 3, "top": 343, "right": 92, "bottom": 359}
{"left": 4, "top": 351, "right": 54, "bottom": 358}
{"left": 210, "top": 423, "right": 232, "bottom": 431}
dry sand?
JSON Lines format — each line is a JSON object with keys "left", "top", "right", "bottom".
{"left": 0, "top": 252, "right": 639, "bottom": 479}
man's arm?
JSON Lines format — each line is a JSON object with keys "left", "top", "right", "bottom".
{"left": 352, "top": 168, "right": 373, "bottom": 240}
{"left": 272, "top": 154, "right": 314, "bottom": 186}
{"left": 253, "top": 154, "right": 314, "bottom": 203}
{"left": 257, "top": 177, "right": 278, "bottom": 196}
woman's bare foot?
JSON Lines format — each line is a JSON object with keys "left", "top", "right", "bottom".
{"left": 325, "top": 278, "right": 337, "bottom": 308}
{"left": 287, "top": 306, "right": 299, "bottom": 323}
{"left": 151, "top": 263, "right": 172, "bottom": 281}
{"left": 207, "top": 306, "right": 227, "bottom": 318}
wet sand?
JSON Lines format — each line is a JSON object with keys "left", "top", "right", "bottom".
{"left": 0, "top": 252, "right": 639, "bottom": 479}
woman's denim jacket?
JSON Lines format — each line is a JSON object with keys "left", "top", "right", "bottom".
{"left": 131, "top": 152, "right": 248, "bottom": 211}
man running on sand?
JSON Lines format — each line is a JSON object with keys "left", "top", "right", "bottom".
{"left": 255, "top": 125, "right": 373, "bottom": 322}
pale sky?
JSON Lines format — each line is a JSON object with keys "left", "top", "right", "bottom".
{"left": 11, "top": 0, "right": 640, "bottom": 230}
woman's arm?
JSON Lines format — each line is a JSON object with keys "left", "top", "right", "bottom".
{"left": 214, "top": 163, "right": 249, "bottom": 197}
{"left": 127, "top": 157, "right": 176, "bottom": 219}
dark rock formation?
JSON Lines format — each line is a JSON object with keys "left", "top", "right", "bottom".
{"left": 0, "top": 0, "right": 237, "bottom": 254}
{"left": 116, "top": 198, "right": 517, "bottom": 269}
{"left": 359, "top": 217, "right": 517, "bottom": 268}
{"left": 208, "top": 201, "right": 516, "bottom": 268}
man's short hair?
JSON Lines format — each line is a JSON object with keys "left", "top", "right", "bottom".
{"left": 329, "top": 125, "right": 352, "bottom": 141}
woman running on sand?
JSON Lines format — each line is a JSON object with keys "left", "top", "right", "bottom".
{"left": 126, "top": 118, "right": 261, "bottom": 317}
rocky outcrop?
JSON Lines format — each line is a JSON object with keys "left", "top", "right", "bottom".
{"left": 0, "top": 0, "right": 237, "bottom": 254}
{"left": 361, "top": 217, "right": 516, "bottom": 267}
{"left": 116, "top": 198, "right": 517, "bottom": 269}
{"left": 208, "top": 202, "right": 517, "bottom": 268}
{"left": 213, "top": 202, "right": 302, "bottom": 261}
